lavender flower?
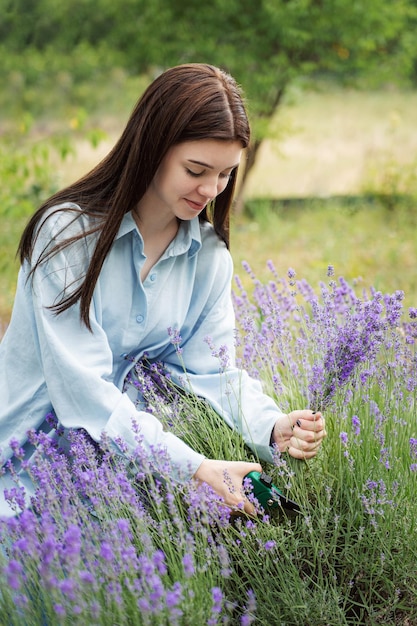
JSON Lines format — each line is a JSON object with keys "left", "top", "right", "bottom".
{"left": 207, "top": 586, "right": 223, "bottom": 626}
{"left": 352, "top": 415, "right": 361, "bottom": 437}
{"left": 241, "top": 588, "right": 257, "bottom": 625}
{"left": 308, "top": 284, "right": 388, "bottom": 410}
{"left": 360, "top": 478, "right": 395, "bottom": 528}
{"left": 340, "top": 432, "right": 348, "bottom": 446}
{"left": 204, "top": 336, "right": 231, "bottom": 372}
{"left": 4, "top": 559, "right": 23, "bottom": 590}
{"left": 167, "top": 326, "right": 183, "bottom": 354}
{"left": 409, "top": 437, "right": 417, "bottom": 471}
{"left": 182, "top": 553, "right": 195, "bottom": 578}
{"left": 287, "top": 267, "right": 296, "bottom": 281}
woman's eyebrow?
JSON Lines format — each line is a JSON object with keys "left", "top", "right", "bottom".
{"left": 188, "top": 159, "right": 240, "bottom": 170}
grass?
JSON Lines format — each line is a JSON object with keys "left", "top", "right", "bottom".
{"left": 231, "top": 197, "right": 417, "bottom": 315}
{"left": 245, "top": 85, "right": 417, "bottom": 199}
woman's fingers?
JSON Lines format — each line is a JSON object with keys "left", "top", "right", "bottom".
{"left": 286, "top": 445, "right": 321, "bottom": 460}
{"left": 285, "top": 410, "right": 327, "bottom": 459}
{"left": 193, "top": 459, "right": 262, "bottom": 514}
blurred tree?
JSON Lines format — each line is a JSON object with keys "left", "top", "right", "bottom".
{"left": 126, "top": 0, "right": 415, "bottom": 206}
{"left": 1, "top": 0, "right": 416, "bottom": 205}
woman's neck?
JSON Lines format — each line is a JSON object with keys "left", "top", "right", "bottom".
{"left": 133, "top": 206, "right": 180, "bottom": 282}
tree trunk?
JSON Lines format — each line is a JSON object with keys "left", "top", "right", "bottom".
{"left": 233, "top": 138, "right": 263, "bottom": 215}
{"left": 233, "top": 86, "right": 286, "bottom": 215}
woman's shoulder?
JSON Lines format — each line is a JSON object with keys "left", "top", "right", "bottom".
{"left": 31, "top": 202, "right": 98, "bottom": 266}
{"left": 37, "top": 202, "right": 90, "bottom": 239}
{"left": 33, "top": 202, "right": 102, "bottom": 251}
{"left": 199, "top": 220, "right": 230, "bottom": 255}
{"left": 197, "top": 220, "right": 233, "bottom": 276}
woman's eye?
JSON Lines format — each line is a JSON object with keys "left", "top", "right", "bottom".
{"left": 186, "top": 168, "right": 204, "bottom": 177}
{"left": 185, "top": 167, "right": 233, "bottom": 182}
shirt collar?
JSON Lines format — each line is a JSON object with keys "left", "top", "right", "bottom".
{"left": 115, "top": 212, "right": 202, "bottom": 258}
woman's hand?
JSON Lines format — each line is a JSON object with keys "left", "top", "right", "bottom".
{"left": 272, "top": 410, "right": 327, "bottom": 460}
{"left": 193, "top": 459, "right": 262, "bottom": 515}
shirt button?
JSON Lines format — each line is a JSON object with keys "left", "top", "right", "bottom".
{"left": 149, "top": 273, "right": 156, "bottom": 282}
{"left": 136, "top": 314, "right": 144, "bottom": 324}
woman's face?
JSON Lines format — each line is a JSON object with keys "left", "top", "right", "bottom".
{"left": 140, "top": 139, "right": 242, "bottom": 222}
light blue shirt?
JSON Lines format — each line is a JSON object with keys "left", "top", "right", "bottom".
{"left": 0, "top": 204, "right": 284, "bottom": 516}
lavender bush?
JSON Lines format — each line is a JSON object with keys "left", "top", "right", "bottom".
{"left": 1, "top": 264, "right": 417, "bottom": 625}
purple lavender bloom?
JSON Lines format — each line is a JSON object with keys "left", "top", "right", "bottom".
{"left": 53, "top": 604, "right": 66, "bottom": 617}
{"left": 4, "top": 559, "right": 23, "bottom": 590}
{"left": 216, "top": 543, "right": 232, "bottom": 578}
{"left": 241, "top": 588, "right": 257, "bottom": 625}
{"left": 60, "top": 524, "right": 82, "bottom": 567}
{"left": 79, "top": 570, "right": 95, "bottom": 584}
{"left": 153, "top": 549, "right": 167, "bottom": 576}
{"left": 383, "top": 291, "right": 404, "bottom": 327}
{"left": 204, "top": 336, "right": 231, "bottom": 371}
{"left": 352, "top": 415, "right": 361, "bottom": 436}
{"left": 340, "top": 432, "right": 348, "bottom": 446}
{"left": 360, "top": 477, "right": 394, "bottom": 527}
{"left": 59, "top": 578, "right": 77, "bottom": 601}
{"left": 165, "top": 581, "right": 183, "bottom": 621}
{"left": 166, "top": 582, "right": 182, "bottom": 608}
{"left": 149, "top": 573, "right": 164, "bottom": 603}
{"left": 379, "top": 447, "right": 391, "bottom": 469}
{"left": 207, "top": 586, "right": 223, "bottom": 625}
{"left": 182, "top": 553, "right": 195, "bottom": 578}
{"left": 137, "top": 597, "right": 151, "bottom": 613}
{"left": 99, "top": 541, "right": 114, "bottom": 562}
{"left": 3, "top": 486, "right": 27, "bottom": 512}
{"left": 167, "top": 326, "right": 183, "bottom": 354}
{"left": 242, "top": 260, "right": 256, "bottom": 280}
{"left": 8, "top": 438, "right": 25, "bottom": 461}
{"left": 308, "top": 285, "right": 387, "bottom": 409}
{"left": 266, "top": 259, "right": 279, "bottom": 278}
{"left": 409, "top": 438, "right": 417, "bottom": 471}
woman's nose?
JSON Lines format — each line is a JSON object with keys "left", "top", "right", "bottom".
{"left": 197, "top": 178, "right": 220, "bottom": 199}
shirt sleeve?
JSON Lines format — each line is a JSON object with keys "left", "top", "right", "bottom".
{"left": 29, "top": 210, "right": 205, "bottom": 481}
{"left": 164, "top": 241, "right": 286, "bottom": 464}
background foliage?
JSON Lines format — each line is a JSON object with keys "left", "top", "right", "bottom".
{"left": 1, "top": 0, "right": 417, "bottom": 322}
{"left": 2, "top": 0, "right": 417, "bottom": 195}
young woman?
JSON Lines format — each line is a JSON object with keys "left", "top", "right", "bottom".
{"left": 0, "top": 63, "right": 326, "bottom": 517}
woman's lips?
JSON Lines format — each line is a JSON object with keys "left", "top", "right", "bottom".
{"left": 185, "top": 198, "right": 206, "bottom": 211}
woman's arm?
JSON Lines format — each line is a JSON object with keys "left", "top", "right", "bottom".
{"left": 164, "top": 237, "right": 326, "bottom": 465}
{"left": 25, "top": 209, "right": 206, "bottom": 480}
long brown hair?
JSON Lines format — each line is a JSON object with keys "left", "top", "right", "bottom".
{"left": 19, "top": 63, "right": 250, "bottom": 328}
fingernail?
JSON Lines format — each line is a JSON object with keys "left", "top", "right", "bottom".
{"left": 296, "top": 419, "right": 301, "bottom": 427}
